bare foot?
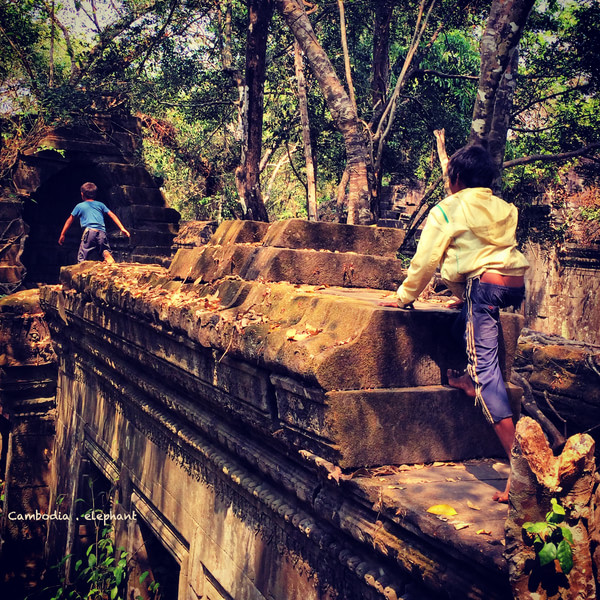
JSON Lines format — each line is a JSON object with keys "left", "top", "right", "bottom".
{"left": 445, "top": 298, "right": 464, "bottom": 309}
{"left": 492, "top": 489, "right": 509, "bottom": 503}
{"left": 103, "top": 250, "right": 115, "bottom": 264}
{"left": 447, "top": 369, "right": 476, "bottom": 398}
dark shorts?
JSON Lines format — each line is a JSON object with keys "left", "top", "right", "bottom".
{"left": 78, "top": 228, "right": 111, "bottom": 263}
{"left": 459, "top": 278, "right": 525, "bottom": 424}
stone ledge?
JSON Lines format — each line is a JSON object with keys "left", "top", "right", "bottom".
{"left": 44, "top": 265, "right": 523, "bottom": 394}
{"left": 262, "top": 219, "right": 405, "bottom": 256}
{"left": 170, "top": 245, "right": 405, "bottom": 290}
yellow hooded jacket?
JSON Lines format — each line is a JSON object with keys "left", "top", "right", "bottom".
{"left": 397, "top": 187, "right": 529, "bottom": 305}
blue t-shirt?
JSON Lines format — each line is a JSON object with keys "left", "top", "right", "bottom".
{"left": 71, "top": 200, "right": 110, "bottom": 232}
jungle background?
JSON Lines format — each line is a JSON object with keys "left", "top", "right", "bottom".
{"left": 0, "top": 0, "right": 599, "bottom": 241}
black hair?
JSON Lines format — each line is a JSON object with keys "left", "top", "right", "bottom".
{"left": 447, "top": 144, "right": 497, "bottom": 188}
{"left": 80, "top": 182, "right": 98, "bottom": 200}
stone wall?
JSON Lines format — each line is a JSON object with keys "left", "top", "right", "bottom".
{"left": 0, "top": 195, "right": 28, "bottom": 295}
{"left": 34, "top": 219, "right": 527, "bottom": 600}
{"left": 0, "top": 289, "right": 56, "bottom": 596}
{"left": 9, "top": 114, "right": 179, "bottom": 285}
{"left": 524, "top": 241, "right": 600, "bottom": 345}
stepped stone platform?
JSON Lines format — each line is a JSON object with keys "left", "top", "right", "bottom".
{"left": 9, "top": 115, "right": 179, "bottom": 285}
{"left": 37, "top": 219, "right": 524, "bottom": 600}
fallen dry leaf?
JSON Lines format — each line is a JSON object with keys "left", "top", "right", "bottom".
{"left": 467, "top": 500, "right": 481, "bottom": 511}
{"left": 426, "top": 504, "right": 457, "bottom": 516}
{"left": 454, "top": 522, "right": 470, "bottom": 531}
{"left": 476, "top": 529, "right": 492, "bottom": 536}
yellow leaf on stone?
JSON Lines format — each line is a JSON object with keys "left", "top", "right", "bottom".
{"left": 426, "top": 504, "right": 457, "bottom": 516}
{"left": 476, "top": 529, "right": 492, "bottom": 536}
{"left": 454, "top": 522, "right": 470, "bottom": 530}
{"left": 293, "top": 332, "right": 310, "bottom": 341}
{"left": 467, "top": 500, "right": 481, "bottom": 511}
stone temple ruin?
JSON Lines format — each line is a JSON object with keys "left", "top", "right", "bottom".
{"left": 0, "top": 119, "right": 599, "bottom": 599}
{"left": 2, "top": 212, "right": 531, "bottom": 600}
{"left": 4, "top": 113, "right": 178, "bottom": 287}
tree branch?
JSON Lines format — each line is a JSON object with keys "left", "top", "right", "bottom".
{"left": 0, "top": 22, "right": 40, "bottom": 95}
{"left": 69, "top": 1, "right": 160, "bottom": 86}
{"left": 503, "top": 143, "right": 600, "bottom": 169}
{"left": 511, "top": 84, "right": 590, "bottom": 118}
{"left": 410, "top": 68, "right": 478, "bottom": 81}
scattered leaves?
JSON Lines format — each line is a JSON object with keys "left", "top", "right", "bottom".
{"left": 286, "top": 324, "right": 323, "bottom": 341}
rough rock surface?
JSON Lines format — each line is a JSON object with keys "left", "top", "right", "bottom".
{"left": 0, "top": 290, "right": 56, "bottom": 595}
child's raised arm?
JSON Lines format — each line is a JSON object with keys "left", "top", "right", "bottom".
{"left": 107, "top": 211, "right": 130, "bottom": 238}
{"left": 58, "top": 215, "right": 74, "bottom": 245}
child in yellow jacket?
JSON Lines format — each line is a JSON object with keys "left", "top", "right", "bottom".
{"left": 383, "top": 144, "right": 529, "bottom": 502}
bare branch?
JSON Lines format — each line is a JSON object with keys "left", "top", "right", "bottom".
{"left": 69, "top": 1, "right": 160, "bottom": 86}
{"left": 136, "top": 0, "right": 180, "bottom": 75}
{"left": 503, "top": 143, "right": 600, "bottom": 169}
{"left": 410, "top": 68, "right": 479, "bottom": 81}
{"left": 0, "top": 22, "right": 40, "bottom": 95}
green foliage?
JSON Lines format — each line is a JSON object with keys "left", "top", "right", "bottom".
{"left": 580, "top": 206, "right": 600, "bottom": 223}
{"left": 1, "top": 0, "right": 598, "bottom": 222}
{"left": 31, "top": 480, "right": 159, "bottom": 600}
{"left": 522, "top": 498, "right": 574, "bottom": 576}
{"left": 504, "top": 0, "right": 600, "bottom": 203}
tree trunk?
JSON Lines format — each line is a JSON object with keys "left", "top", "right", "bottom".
{"left": 336, "top": 167, "right": 350, "bottom": 222}
{"left": 235, "top": 0, "right": 273, "bottom": 222}
{"left": 433, "top": 128, "right": 450, "bottom": 195}
{"left": 371, "top": 0, "right": 393, "bottom": 124}
{"left": 294, "top": 41, "right": 318, "bottom": 221}
{"left": 469, "top": 0, "right": 536, "bottom": 167}
{"left": 505, "top": 417, "right": 598, "bottom": 599}
{"left": 275, "top": 0, "right": 373, "bottom": 225}
{"left": 372, "top": 0, "right": 438, "bottom": 219}
{"left": 337, "top": 0, "right": 357, "bottom": 114}
{"left": 488, "top": 49, "right": 519, "bottom": 192}
{"left": 219, "top": 1, "right": 246, "bottom": 143}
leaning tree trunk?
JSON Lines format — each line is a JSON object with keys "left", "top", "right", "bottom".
{"left": 275, "top": 0, "right": 373, "bottom": 225}
{"left": 488, "top": 49, "right": 520, "bottom": 193}
{"left": 294, "top": 41, "right": 318, "bottom": 221}
{"left": 469, "top": 0, "right": 535, "bottom": 171}
{"left": 235, "top": 0, "right": 273, "bottom": 222}
{"left": 505, "top": 417, "right": 598, "bottom": 599}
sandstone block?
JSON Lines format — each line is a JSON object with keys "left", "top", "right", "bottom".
{"left": 262, "top": 219, "right": 405, "bottom": 256}
{"left": 239, "top": 247, "right": 405, "bottom": 290}
{"left": 326, "top": 387, "right": 505, "bottom": 467}
{"left": 208, "top": 220, "right": 269, "bottom": 246}
{"left": 98, "top": 162, "right": 157, "bottom": 187}
{"left": 128, "top": 205, "right": 180, "bottom": 223}
{"left": 119, "top": 185, "right": 165, "bottom": 207}
{"left": 172, "top": 221, "right": 218, "bottom": 248}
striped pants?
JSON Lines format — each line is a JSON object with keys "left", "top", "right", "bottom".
{"left": 458, "top": 277, "right": 525, "bottom": 424}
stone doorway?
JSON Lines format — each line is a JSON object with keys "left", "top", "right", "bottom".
{"left": 21, "top": 160, "right": 114, "bottom": 284}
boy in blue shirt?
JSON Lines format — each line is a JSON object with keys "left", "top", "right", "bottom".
{"left": 58, "top": 182, "right": 130, "bottom": 263}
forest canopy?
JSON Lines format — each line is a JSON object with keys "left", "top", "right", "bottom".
{"left": 0, "top": 0, "right": 598, "bottom": 227}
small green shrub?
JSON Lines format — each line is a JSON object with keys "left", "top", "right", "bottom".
{"left": 522, "top": 498, "right": 574, "bottom": 575}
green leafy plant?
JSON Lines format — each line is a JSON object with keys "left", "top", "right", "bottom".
{"left": 33, "top": 479, "right": 160, "bottom": 600}
{"left": 522, "top": 498, "right": 574, "bottom": 575}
